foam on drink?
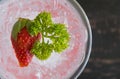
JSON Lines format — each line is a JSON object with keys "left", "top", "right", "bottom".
{"left": 0, "top": 0, "right": 87, "bottom": 79}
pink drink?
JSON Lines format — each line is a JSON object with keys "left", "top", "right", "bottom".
{"left": 0, "top": 0, "right": 88, "bottom": 79}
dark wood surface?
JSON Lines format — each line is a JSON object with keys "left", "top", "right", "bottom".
{"left": 77, "top": 0, "right": 120, "bottom": 79}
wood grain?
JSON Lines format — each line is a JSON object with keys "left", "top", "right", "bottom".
{"left": 77, "top": 0, "right": 120, "bottom": 79}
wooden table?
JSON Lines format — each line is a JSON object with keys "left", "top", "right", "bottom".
{"left": 77, "top": 0, "right": 120, "bottom": 79}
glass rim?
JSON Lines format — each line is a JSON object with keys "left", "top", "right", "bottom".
{"left": 0, "top": 0, "right": 92, "bottom": 79}
{"left": 69, "top": 0, "right": 92, "bottom": 79}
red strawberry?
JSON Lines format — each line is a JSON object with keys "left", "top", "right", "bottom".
{"left": 11, "top": 27, "right": 41, "bottom": 67}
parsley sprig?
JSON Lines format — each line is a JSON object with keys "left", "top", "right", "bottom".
{"left": 30, "top": 12, "right": 70, "bottom": 60}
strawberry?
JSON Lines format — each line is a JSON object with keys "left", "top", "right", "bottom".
{"left": 11, "top": 27, "right": 41, "bottom": 67}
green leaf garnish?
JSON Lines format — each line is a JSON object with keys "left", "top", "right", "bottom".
{"left": 27, "top": 12, "right": 53, "bottom": 36}
{"left": 31, "top": 41, "right": 53, "bottom": 60}
{"left": 11, "top": 18, "right": 32, "bottom": 40}
{"left": 30, "top": 12, "right": 70, "bottom": 60}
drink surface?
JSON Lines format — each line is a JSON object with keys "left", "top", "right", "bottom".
{"left": 0, "top": 0, "right": 87, "bottom": 79}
